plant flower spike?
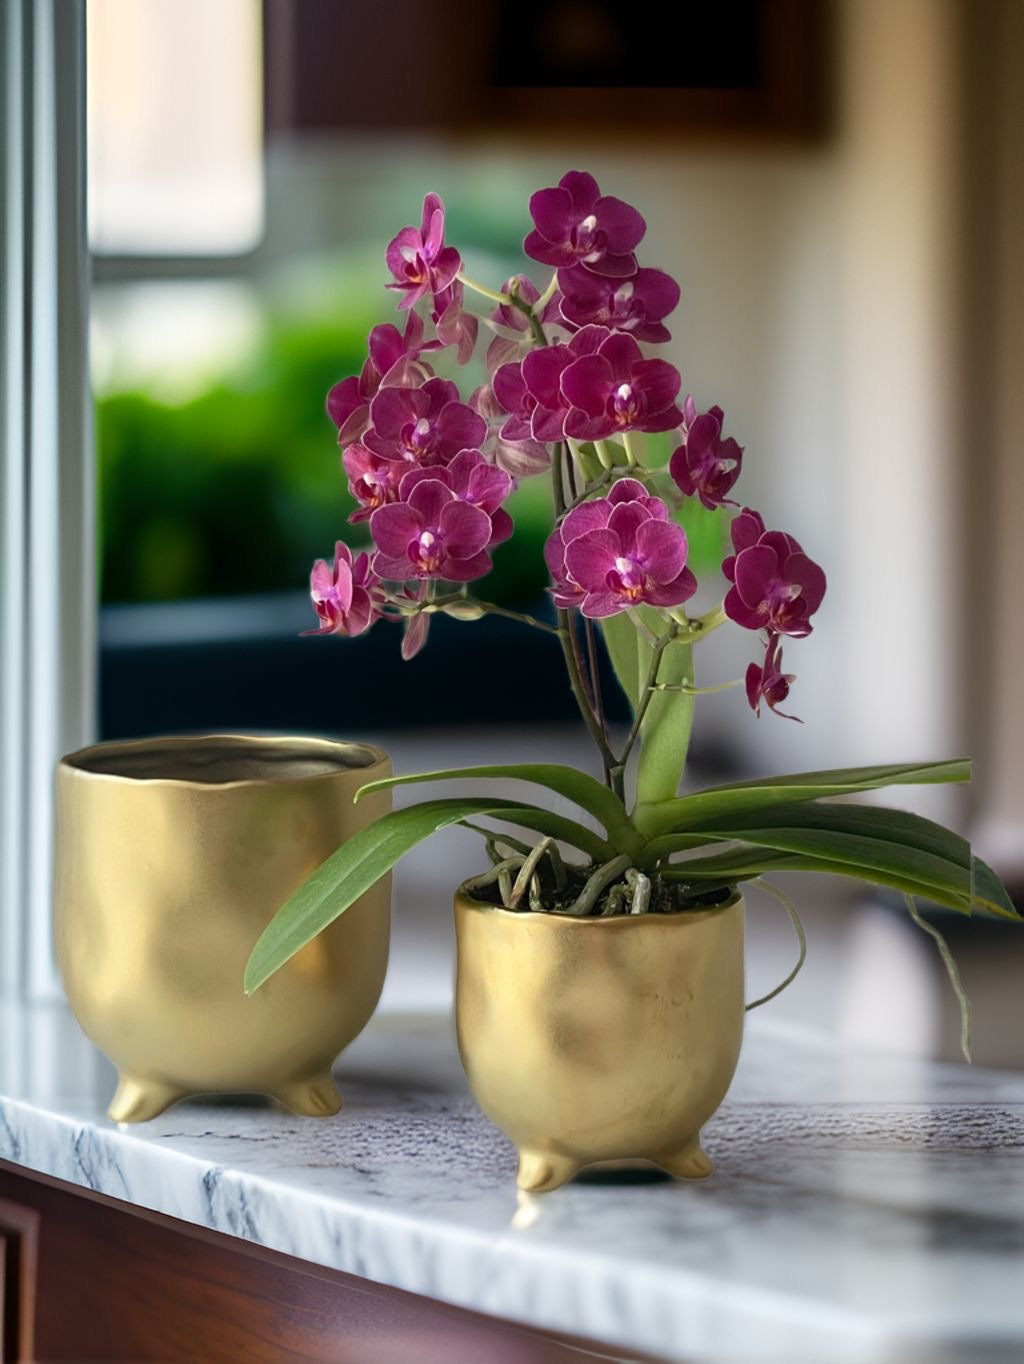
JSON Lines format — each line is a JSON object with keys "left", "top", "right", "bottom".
{"left": 246, "top": 172, "right": 1018, "bottom": 1092}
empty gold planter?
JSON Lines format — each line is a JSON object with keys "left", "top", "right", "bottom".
{"left": 55, "top": 735, "right": 391, "bottom": 1123}
{"left": 454, "top": 890, "right": 745, "bottom": 1192}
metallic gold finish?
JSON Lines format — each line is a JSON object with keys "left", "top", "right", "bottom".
{"left": 454, "top": 891, "right": 745, "bottom": 1192}
{"left": 55, "top": 735, "right": 392, "bottom": 1123}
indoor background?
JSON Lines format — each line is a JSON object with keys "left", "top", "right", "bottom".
{"left": 84, "top": 0, "right": 1022, "bottom": 1061}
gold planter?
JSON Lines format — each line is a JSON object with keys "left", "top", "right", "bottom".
{"left": 454, "top": 890, "right": 745, "bottom": 1192}
{"left": 55, "top": 735, "right": 391, "bottom": 1123}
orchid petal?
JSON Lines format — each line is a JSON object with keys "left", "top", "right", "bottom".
{"left": 636, "top": 518, "right": 688, "bottom": 582}
{"left": 438, "top": 499, "right": 492, "bottom": 558}
{"left": 560, "top": 354, "right": 613, "bottom": 416}
{"left": 566, "top": 527, "right": 621, "bottom": 590}
{"left": 529, "top": 186, "right": 576, "bottom": 244}
{"left": 734, "top": 544, "right": 778, "bottom": 609}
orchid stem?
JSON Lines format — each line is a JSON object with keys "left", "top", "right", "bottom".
{"left": 622, "top": 431, "right": 641, "bottom": 466}
{"left": 556, "top": 613, "right": 619, "bottom": 793}
{"left": 456, "top": 272, "right": 512, "bottom": 307}
{"left": 653, "top": 677, "right": 742, "bottom": 695}
{"left": 583, "top": 614, "right": 613, "bottom": 785}
{"left": 563, "top": 469, "right": 614, "bottom": 510}
{"left": 523, "top": 306, "right": 548, "bottom": 348}
{"left": 535, "top": 271, "right": 560, "bottom": 312}
{"left": 472, "top": 600, "right": 559, "bottom": 635}
{"left": 671, "top": 600, "right": 728, "bottom": 642}
{"left": 549, "top": 435, "right": 620, "bottom": 792}
{"left": 626, "top": 607, "right": 660, "bottom": 648}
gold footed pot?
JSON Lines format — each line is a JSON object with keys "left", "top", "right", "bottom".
{"left": 454, "top": 890, "right": 745, "bottom": 1192}
{"left": 55, "top": 735, "right": 392, "bottom": 1123}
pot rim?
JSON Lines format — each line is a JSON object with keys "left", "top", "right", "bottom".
{"left": 58, "top": 733, "right": 390, "bottom": 791}
{"left": 455, "top": 883, "right": 743, "bottom": 924}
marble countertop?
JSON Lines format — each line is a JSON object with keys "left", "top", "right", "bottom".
{"left": 1, "top": 1001, "right": 1022, "bottom": 1364}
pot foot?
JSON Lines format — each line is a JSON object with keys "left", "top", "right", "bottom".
{"left": 275, "top": 1074, "right": 343, "bottom": 1117}
{"left": 658, "top": 1142, "right": 714, "bottom": 1180}
{"left": 108, "top": 1076, "right": 183, "bottom": 1123}
{"left": 516, "top": 1149, "right": 577, "bottom": 1193}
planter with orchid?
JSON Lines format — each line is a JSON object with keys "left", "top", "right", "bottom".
{"left": 245, "top": 173, "right": 1019, "bottom": 1190}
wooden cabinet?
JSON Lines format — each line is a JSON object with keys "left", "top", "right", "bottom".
{"left": 0, "top": 1161, "right": 641, "bottom": 1363}
{"left": 0, "top": 1197, "right": 38, "bottom": 1364}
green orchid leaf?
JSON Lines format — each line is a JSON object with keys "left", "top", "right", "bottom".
{"left": 635, "top": 759, "right": 971, "bottom": 838}
{"left": 971, "top": 854, "right": 1021, "bottom": 921}
{"left": 683, "top": 801, "right": 972, "bottom": 864}
{"left": 660, "top": 846, "right": 974, "bottom": 914}
{"left": 356, "top": 763, "right": 632, "bottom": 843}
{"left": 634, "top": 638, "right": 695, "bottom": 808}
{"left": 599, "top": 611, "right": 642, "bottom": 711}
{"left": 602, "top": 610, "right": 697, "bottom": 807}
{"left": 244, "top": 796, "right": 612, "bottom": 994}
{"left": 652, "top": 807, "right": 970, "bottom": 904}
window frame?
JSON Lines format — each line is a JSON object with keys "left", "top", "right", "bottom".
{"left": 1, "top": 0, "right": 94, "bottom": 999}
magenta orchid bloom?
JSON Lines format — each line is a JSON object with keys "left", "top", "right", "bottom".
{"left": 398, "top": 449, "right": 514, "bottom": 547}
{"left": 670, "top": 400, "right": 744, "bottom": 509}
{"left": 561, "top": 331, "right": 683, "bottom": 440}
{"left": 305, "top": 542, "right": 382, "bottom": 638}
{"left": 492, "top": 346, "right": 573, "bottom": 444}
{"left": 525, "top": 171, "right": 645, "bottom": 279}
{"left": 746, "top": 634, "right": 801, "bottom": 721}
{"left": 365, "top": 377, "right": 487, "bottom": 467}
{"left": 490, "top": 275, "right": 561, "bottom": 331}
{"left": 342, "top": 442, "right": 405, "bottom": 522}
{"left": 723, "top": 508, "right": 827, "bottom": 637}
{"left": 486, "top": 275, "right": 562, "bottom": 370}
{"left": 558, "top": 265, "right": 680, "bottom": 343}
{"left": 386, "top": 193, "right": 461, "bottom": 310}
{"left": 469, "top": 384, "right": 551, "bottom": 478}
{"left": 371, "top": 478, "right": 495, "bottom": 583}
{"left": 432, "top": 281, "right": 478, "bottom": 366}
{"left": 547, "top": 479, "right": 695, "bottom": 618}
{"left": 545, "top": 477, "right": 671, "bottom": 607}
{"left": 491, "top": 326, "right": 613, "bottom": 445}
{"left": 311, "top": 176, "right": 835, "bottom": 729}
{"left": 395, "top": 581, "right": 433, "bottom": 660}
{"left": 327, "top": 314, "right": 431, "bottom": 447}
{"left": 489, "top": 432, "right": 551, "bottom": 478}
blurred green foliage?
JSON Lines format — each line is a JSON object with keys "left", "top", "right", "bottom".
{"left": 96, "top": 255, "right": 723, "bottom": 607}
{"left": 99, "top": 289, "right": 375, "bottom": 603}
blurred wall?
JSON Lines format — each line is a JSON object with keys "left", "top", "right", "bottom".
{"left": 963, "top": 0, "right": 1024, "bottom": 883}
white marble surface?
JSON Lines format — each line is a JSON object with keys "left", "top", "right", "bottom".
{"left": 1, "top": 1001, "right": 1022, "bottom": 1363}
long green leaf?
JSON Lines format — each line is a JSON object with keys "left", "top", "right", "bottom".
{"left": 649, "top": 799, "right": 1022, "bottom": 921}
{"left": 635, "top": 759, "right": 971, "bottom": 838}
{"left": 653, "top": 816, "right": 969, "bottom": 904}
{"left": 356, "top": 763, "right": 633, "bottom": 844}
{"left": 599, "top": 611, "right": 642, "bottom": 711}
{"left": 244, "top": 797, "right": 612, "bottom": 993}
{"left": 634, "top": 638, "right": 695, "bottom": 808}
{"left": 602, "top": 611, "right": 698, "bottom": 807}
{"left": 971, "top": 854, "right": 1021, "bottom": 921}
{"left": 679, "top": 801, "right": 971, "bottom": 865}
{"left": 660, "top": 845, "right": 974, "bottom": 913}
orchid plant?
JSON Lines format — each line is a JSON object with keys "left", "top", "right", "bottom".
{"left": 245, "top": 173, "right": 1018, "bottom": 1048}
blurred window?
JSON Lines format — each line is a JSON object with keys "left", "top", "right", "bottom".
{"left": 87, "top": 0, "right": 263, "bottom": 256}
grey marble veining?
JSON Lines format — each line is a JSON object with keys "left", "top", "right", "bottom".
{"left": 1, "top": 1001, "right": 1022, "bottom": 1364}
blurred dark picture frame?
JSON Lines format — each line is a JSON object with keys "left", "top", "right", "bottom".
{"left": 264, "top": 0, "right": 830, "bottom": 144}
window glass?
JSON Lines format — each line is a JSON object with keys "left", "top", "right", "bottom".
{"left": 87, "top": 0, "right": 263, "bottom": 255}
